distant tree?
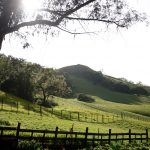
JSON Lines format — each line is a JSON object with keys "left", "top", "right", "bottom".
{"left": 77, "top": 93, "right": 95, "bottom": 103}
{"left": 131, "top": 86, "right": 148, "bottom": 96}
{"left": 0, "top": 0, "right": 146, "bottom": 49}
{"left": 34, "top": 68, "right": 72, "bottom": 104}
{"left": 112, "top": 82, "right": 130, "bottom": 93}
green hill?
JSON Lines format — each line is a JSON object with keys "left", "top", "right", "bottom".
{"left": 59, "top": 64, "right": 150, "bottom": 104}
{"left": 0, "top": 60, "right": 150, "bottom": 135}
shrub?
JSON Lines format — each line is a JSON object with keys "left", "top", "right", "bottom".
{"left": 42, "top": 100, "right": 58, "bottom": 108}
{"left": 35, "top": 98, "right": 58, "bottom": 108}
{"left": 77, "top": 93, "right": 95, "bottom": 103}
{"left": 0, "top": 119, "right": 11, "bottom": 126}
{"left": 17, "top": 140, "right": 41, "bottom": 150}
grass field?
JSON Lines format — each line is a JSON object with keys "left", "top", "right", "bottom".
{"left": 0, "top": 91, "right": 150, "bottom": 135}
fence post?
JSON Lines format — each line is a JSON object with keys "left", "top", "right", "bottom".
{"left": 129, "top": 129, "right": 131, "bottom": 143}
{"left": 16, "top": 122, "right": 21, "bottom": 140}
{"left": 146, "top": 129, "right": 149, "bottom": 143}
{"left": 98, "top": 128, "right": 100, "bottom": 139}
{"left": 108, "top": 129, "right": 111, "bottom": 144}
{"left": 92, "top": 135, "right": 95, "bottom": 147}
{"left": 42, "top": 131, "right": 46, "bottom": 147}
{"left": 85, "top": 127, "right": 88, "bottom": 147}
{"left": 54, "top": 126, "right": 58, "bottom": 146}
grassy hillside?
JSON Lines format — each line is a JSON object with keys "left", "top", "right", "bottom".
{"left": 59, "top": 64, "right": 150, "bottom": 96}
{"left": 67, "top": 75, "right": 150, "bottom": 104}
{"left": 0, "top": 64, "right": 150, "bottom": 138}
{"left": 0, "top": 91, "right": 150, "bottom": 134}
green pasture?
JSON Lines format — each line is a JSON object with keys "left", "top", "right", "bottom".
{"left": 0, "top": 91, "right": 150, "bottom": 135}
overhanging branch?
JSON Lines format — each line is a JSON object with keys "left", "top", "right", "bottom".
{"left": 4, "top": 20, "right": 58, "bottom": 35}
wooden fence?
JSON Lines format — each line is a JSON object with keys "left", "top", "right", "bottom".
{"left": 0, "top": 99, "right": 122, "bottom": 123}
{"left": 0, "top": 123, "right": 149, "bottom": 149}
{"left": 1, "top": 98, "right": 150, "bottom": 125}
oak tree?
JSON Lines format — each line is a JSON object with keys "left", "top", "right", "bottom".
{"left": 0, "top": 0, "right": 146, "bottom": 49}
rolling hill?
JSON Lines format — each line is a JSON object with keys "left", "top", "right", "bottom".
{"left": 0, "top": 63, "right": 150, "bottom": 137}
{"left": 59, "top": 64, "right": 150, "bottom": 104}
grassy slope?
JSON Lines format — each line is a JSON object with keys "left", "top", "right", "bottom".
{"left": 69, "top": 75, "right": 150, "bottom": 117}
{"left": 0, "top": 91, "right": 150, "bottom": 134}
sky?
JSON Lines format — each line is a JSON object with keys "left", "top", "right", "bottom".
{"left": 1, "top": 0, "right": 150, "bottom": 86}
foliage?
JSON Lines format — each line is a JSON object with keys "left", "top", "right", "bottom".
{"left": 0, "top": 119, "right": 11, "bottom": 126}
{"left": 35, "top": 99, "right": 58, "bottom": 108}
{"left": 0, "top": 0, "right": 146, "bottom": 49}
{"left": 33, "top": 68, "right": 72, "bottom": 103}
{"left": 17, "top": 140, "right": 41, "bottom": 150}
{"left": 0, "top": 54, "right": 34, "bottom": 101}
{"left": 131, "top": 86, "right": 149, "bottom": 96}
{"left": 0, "top": 54, "right": 72, "bottom": 104}
{"left": 92, "top": 143, "right": 150, "bottom": 150}
{"left": 77, "top": 93, "right": 95, "bottom": 103}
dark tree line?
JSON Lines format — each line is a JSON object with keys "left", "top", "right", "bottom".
{"left": 0, "top": 54, "right": 72, "bottom": 104}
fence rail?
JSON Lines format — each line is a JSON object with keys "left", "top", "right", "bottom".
{"left": 0, "top": 123, "right": 149, "bottom": 149}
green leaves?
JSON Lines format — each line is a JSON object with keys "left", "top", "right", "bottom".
{"left": 34, "top": 67, "right": 72, "bottom": 103}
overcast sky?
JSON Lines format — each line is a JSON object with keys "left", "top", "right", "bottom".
{"left": 1, "top": 0, "right": 150, "bottom": 86}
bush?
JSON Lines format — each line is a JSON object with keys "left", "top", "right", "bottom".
{"left": 92, "top": 143, "right": 150, "bottom": 150}
{"left": 17, "top": 140, "right": 41, "bottom": 150}
{"left": 42, "top": 100, "right": 58, "bottom": 108}
{"left": 77, "top": 93, "right": 95, "bottom": 103}
{"left": 35, "top": 98, "right": 58, "bottom": 108}
{"left": 0, "top": 119, "right": 11, "bottom": 126}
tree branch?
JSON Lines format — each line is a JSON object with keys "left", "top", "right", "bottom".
{"left": 4, "top": 20, "right": 58, "bottom": 35}
{"left": 57, "top": 26, "right": 95, "bottom": 35}
{"left": 56, "top": 0, "right": 95, "bottom": 24}
{"left": 3, "top": 0, "right": 96, "bottom": 36}
{"left": 65, "top": 17, "right": 126, "bottom": 27}
{"left": 37, "top": 9, "right": 65, "bottom": 16}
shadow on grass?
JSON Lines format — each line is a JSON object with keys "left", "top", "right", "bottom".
{"left": 74, "top": 84, "right": 142, "bottom": 104}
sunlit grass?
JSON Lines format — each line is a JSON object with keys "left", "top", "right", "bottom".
{"left": 0, "top": 91, "right": 150, "bottom": 135}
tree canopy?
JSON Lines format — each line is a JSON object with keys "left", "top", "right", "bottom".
{"left": 0, "top": 0, "right": 146, "bottom": 49}
{"left": 0, "top": 54, "right": 72, "bottom": 102}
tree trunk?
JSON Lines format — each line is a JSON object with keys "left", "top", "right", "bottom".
{"left": 41, "top": 87, "right": 46, "bottom": 104}
{"left": 0, "top": 34, "right": 4, "bottom": 50}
